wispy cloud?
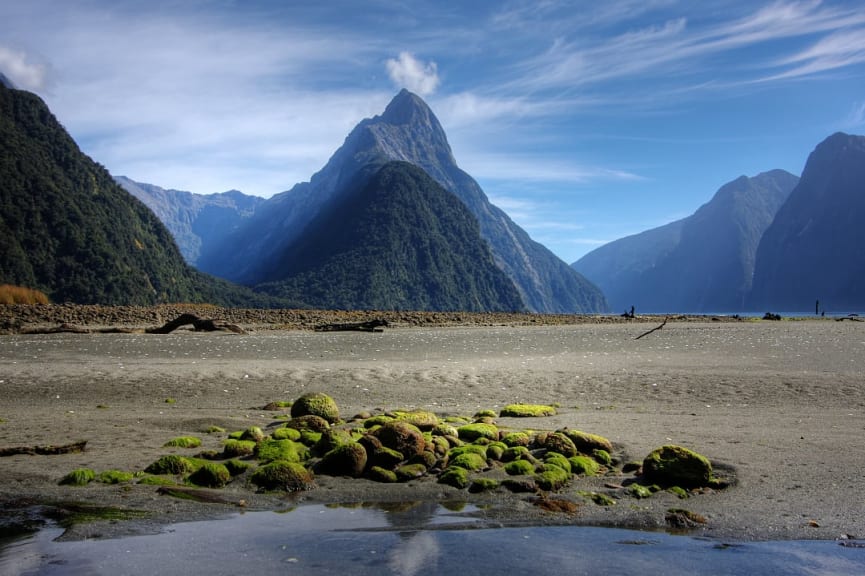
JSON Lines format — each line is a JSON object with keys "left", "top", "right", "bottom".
{"left": 0, "top": 46, "right": 49, "bottom": 91}
{"left": 386, "top": 52, "right": 440, "bottom": 96}
{"left": 464, "top": 153, "right": 644, "bottom": 185}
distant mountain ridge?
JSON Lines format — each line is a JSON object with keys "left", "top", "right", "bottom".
{"left": 198, "top": 89, "right": 607, "bottom": 313}
{"left": 0, "top": 82, "right": 281, "bottom": 307}
{"left": 114, "top": 176, "right": 264, "bottom": 266}
{"left": 257, "top": 161, "right": 526, "bottom": 311}
{"left": 573, "top": 170, "right": 799, "bottom": 313}
{"left": 749, "top": 132, "right": 865, "bottom": 312}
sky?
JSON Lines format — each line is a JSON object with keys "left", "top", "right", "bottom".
{"left": 1, "top": 1, "right": 864, "bottom": 264}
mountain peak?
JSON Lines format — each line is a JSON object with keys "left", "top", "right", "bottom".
{"left": 0, "top": 71, "right": 16, "bottom": 89}
{"left": 379, "top": 89, "right": 432, "bottom": 125}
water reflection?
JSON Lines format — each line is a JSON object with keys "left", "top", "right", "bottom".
{"left": 2, "top": 503, "right": 865, "bottom": 575}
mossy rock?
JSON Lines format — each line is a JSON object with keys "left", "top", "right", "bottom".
{"left": 163, "top": 436, "right": 202, "bottom": 449}
{"left": 486, "top": 442, "right": 506, "bottom": 461}
{"left": 362, "top": 415, "right": 395, "bottom": 428}
{"left": 457, "top": 423, "right": 498, "bottom": 442}
{"left": 438, "top": 467, "right": 470, "bottom": 489}
{"left": 368, "top": 445, "right": 405, "bottom": 470}
{"left": 534, "top": 466, "right": 571, "bottom": 491}
{"left": 592, "top": 449, "right": 612, "bottom": 466}
{"left": 262, "top": 400, "right": 292, "bottom": 411}
{"left": 222, "top": 439, "right": 257, "bottom": 458}
{"left": 392, "top": 410, "right": 439, "bottom": 431}
{"left": 473, "top": 409, "right": 497, "bottom": 419}
{"left": 314, "top": 428, "right": 354, "bottom": 453}
{"left": 319, "top": 442, "right": 368, "bottom": 477}
{"left": 449, "top": 444, "right": 488, "bottom": 458}
{"left": 299, "top": 430, "right": 322, "bottom": 446}
{"left": 432, "top": 423, "right": 458, "bottom": 437}
{"left": 272, "top": 427, "right": 302, "bottom": 441}
{"left": 502, "top": 432, "right": 531, "bottom": 447}
{"left": 188, "top": 462, "right": 231, "bottom": 488}
{"left": 290, "top": 392, "right": 340, "bottom": 424}
{"left": 643, "top": 445, "right": 712, "bottom": 488}
{"left": 568, "top": 455, "right": 600, "bottom": 477}
{"left": 563, "top": 430, "right": 613, "bottom": 454}
{"left": 137, "top": 475, "right": 177, "bottom": 486}
{"left": 579, "top": 491, "right": 616, "bottom": 506}
{"left": 448, "top": 452, "right": 487, "bottom": 472}
{"left": 628, "top": 484, "right": 653, "bottom": 499}
{"left": 145, "top": 455, "right": 194, "bottom": 475}
{"left": 395, "top": 463, "right": 427, "bottom": 481}
{"left": 504, "top": 459, "right": 535, "bottom": 476}
{"left": 408, "top": 450, "right": 437, "bottom": 469}
{"left": 204, "top": 425, "right": 225, "bottom": 434}
{"left": 239, "top": 426, "right": 265, "bottom": 442}
{"left": 469, "top": 478, "right": 500, "bottom": 493}
{"left": 501, "top": 446, "right": 530, "bottom": 462}
{"left": 372, "top": 421, "right": 425, "bottom": 459}
{"left": 255, "top": 438, "right": 309, "bottom": 463}
{"left": 285, "top": 414, "right": 331, "bottom": 433}
{"left": 502, "top": 478, "right": 538, "bottom": 493}
{"left": 667, "top": 486, "right": 690, "bottom": 499}
{"left": 250, "top": 461, "right": 315, "bottom": 492}
{"left": 430, "top": 435, "right": 451, "bottom": 456}
{"left": 500, "top": 404, "right": 556, "bottom": 418}
{"left": 97, "top": 470, "right": 134, "bottom": 484}
{"left": 59, "top": 468, "right": 96, "bottom": 486}
{"left": 537, "top": 432, "right": 578, "bottom": 457}
{"left": 544, "top": 452, "right": 572, "bottom": 474}
{"left": 367, "top": 466, "right": 398, "bottom": 483}
{"left": 225, "top": 459, "right": 251, "bottom": 476}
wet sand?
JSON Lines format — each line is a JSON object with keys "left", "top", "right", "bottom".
{"left": 2, "top": 318, "right": 864, "bottom": 541}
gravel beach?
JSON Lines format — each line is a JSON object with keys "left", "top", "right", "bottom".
{"left": 1, "top": 310, "right": 864, "bottom": 542}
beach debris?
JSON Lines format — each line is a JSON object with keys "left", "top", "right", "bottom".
{"left": 146, "top": 313, "right": 246, "bottom": 334}
{"left": 665, "top": 508, "right": 707, "bottom": 528}
{"left": 0, "top": 439, "right": 87, "bottom": 457}
{"left": 635, "top": 317, "right": 668, "bottom": 339}
{"left": 314, "top": 319, "right": 389, "bottom": 332}
{"left": 762, "top": 312, "right": 782, "bottom": 321}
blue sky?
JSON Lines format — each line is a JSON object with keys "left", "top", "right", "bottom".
{"left": 2, "top": 1, "right": 864, "bottom": 263}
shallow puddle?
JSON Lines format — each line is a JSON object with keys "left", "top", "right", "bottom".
{"left": 3, "top": 503, "right": 865, "bottom": 575}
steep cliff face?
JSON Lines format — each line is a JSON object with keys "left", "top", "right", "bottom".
{"left": 574, "top": 170, "right": 798, "bottom": 313}
{"left": 749, "top": 133, "right": 865, "bottom": 312}
{"left": 198, "top": 89, "right": 607, "bottom": 313}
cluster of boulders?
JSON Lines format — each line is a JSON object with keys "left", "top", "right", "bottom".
{"left": 59, "top": 393, "right": 725, "bottom": 507}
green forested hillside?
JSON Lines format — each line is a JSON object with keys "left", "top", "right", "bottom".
{"left": 257, "top": 161, "right": 526, "bottom": 312}
{"left": 0, "top": 83, "right": 278, "bottom": 306}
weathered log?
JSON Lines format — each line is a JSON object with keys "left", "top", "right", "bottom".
{"left": 635, "top": 317, "right": 668, "bottom": 340}
{"left": 0, "top": 440, "right": 87, "bottom": 457}
{"left": 146, "top": 314, "right": 246, "bottom": 334}
{"left": 314, "top": 319, "right": 389, "bottom": 333}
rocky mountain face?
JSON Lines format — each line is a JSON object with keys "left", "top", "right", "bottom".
{"left": 749, "top": 133, "right": 865, "bottom": 312}
{"left": 573, "top": 170, "right": 799, "bottom": 313}
{"left": 198, "top": 89, "right": 607, "bottom": 313}
{"left": 114, "top": 176, "right": 263, "bottom": 266}
{"left": 0, "top": 82, "right": 279, "bottom": 307}
{"left": 257, "top": 161, "right": 526, "bottom": 311}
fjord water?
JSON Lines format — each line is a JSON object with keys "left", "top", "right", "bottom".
{"left": 3, "top": 504, "right": 864, "bottom": 576}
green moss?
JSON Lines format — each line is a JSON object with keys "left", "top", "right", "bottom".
{"left": 544, "top": 452, "right": 572, "bottom": 474}
{"left": 501, "top": 446, "right": 530, "bottom": 462}
{"left": 469, "top": 478, "right": 500, "bottom": 493}
{"left": 473, "top": 409, "right": 497, "bottom": 419}
{"left": 363, "top": 415, "right": 395, "bottom": 428}
{"left": 500, "top": 404, "right": 557, "bottom": 417}
{"left": 187, "top": 462, "right": 231, "bottom": 488}
{"left": 534, "top": 466, "right": 571, "bottom": 491}
{"left": 239, "top": 426, "right": 265, "bottom": 442}
{"left": 144, "top": 455, "right": 194, "bottom": 475}
{"left": 367, "top": 466, "right": 398, "bottom": 483}
{"left": 256, "top": 438, "right": 309, "bottom": 463}
{"left": 227, "top": 430, "right": 244, "bottom": 440}
{"left": 592, "top": 449, "right": 612, "bottom": 466}
{"left": 538, "top": 432, "right": 578, "bottom": 457}
{"left": 369, "top": 445, "right": 405, "bottom": 469}
{"left": 222, "top": 439, "right": 257, "bottom": 458}
{"left": 225, "top": 459, "right": 251, "bottom": 476}
{"left": 250, "top": 461, "right": 315, "bottom": 492}
{"left": 504, "top": 459, "right": 535, "bottom": 475}
{"left": 319, "top": 443, "right": 368, "bottom": 477}
{"left": 163, "top": 436, "right": 202, "bottom": 449}
{"left": 643, "top": 445, "right": 712, "bottom": 488}
{"left": 290, "top": 392, "right": 340, "bottom": 424}
{"left": 457, "top": 423, "right": 499, "bottom": 442}
{"left": 668, "top": 486, "right": 689, "bottom": 499}
{"left": 314, "top": 428, "right": 354, "bottom": 453}
{"left": 164, "top": 398, "right": 176, "bottom": 404}
{"left": 501, "top": 432, "right": 531, "bottom": 447}
{"left": 395, "top": 463, "right": 428, "bottom": 481}
{"left": 438, "top": 467, "right": 470, "bottom": 489}
{"left": 97, "top": 470, "right": 134, "bottom": 484}
{"left": 392, "top": 410, "right": 439, "bottom": 430}
{"left": 568, "top": 455, "right": 600, "bottom": 477}
{"left": 272, "top": 427, "right": 302, "bottom": 441}
{"left": 579, "top": 491, "right": 616, "bottom": 506}
{"left": 432, "top": 423, "right": 458, "bottom": 437}
{"left": 299, "top": 430, "right": 322, "bottom": 446}
{"left": 448, "top": 452, "right": 487, "bottom": 471}
{"left": 137, "top": 475, "right": 177, "bottom": 486}
{"left": 449, "top": 444, "right": 488, "bottom": 458}
{"left": 486, "top": 442, "right": 505, "bottom": 461}
{"left": 59, "top": 468, "right": 96, "bottom": 486}
{"left": 628, "top": 484, "right": 653, "bottom": 499}
{"left": 563, "top": 430, "right": 613, "bottom": 454}
{"left": 204, "top": 425, "right": 225, "bottom": 434}
{"left": 372, "top": 421, "right": 425, "bottom": 459}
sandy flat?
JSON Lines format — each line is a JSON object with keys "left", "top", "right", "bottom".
{"left": 2, "top": 319, "right": 864, "bottom": 541}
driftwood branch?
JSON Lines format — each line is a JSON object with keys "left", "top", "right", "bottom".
{"left": 635, "top": 317, "right": 668, "bottom": 340}
{"left": 314, "top": 319, "right": 389, "bottom": 333}
{"left": 0, "top": 440, "right": 87, "bottom": 457}
{"left": 146, "top": 314, "right": 246, "bottom": 334}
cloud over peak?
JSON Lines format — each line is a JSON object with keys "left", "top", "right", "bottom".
{"left": 386, "top": 52, "right": 440, "bottom": 96}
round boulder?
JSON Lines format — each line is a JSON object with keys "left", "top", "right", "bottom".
{"left": 642, "top": 445, "right": 712, "bottom": 488}
{"left": 372, "top": 421, "right": 425, "bottom": 459}
{"left": 290, "top": 392, "right": 340, "bottom": 424}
